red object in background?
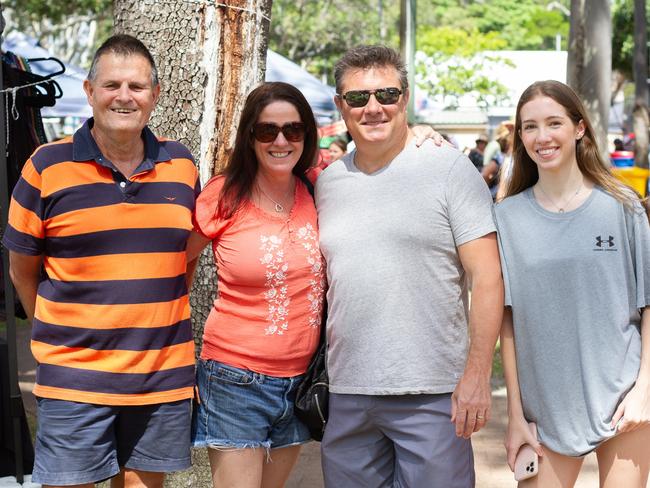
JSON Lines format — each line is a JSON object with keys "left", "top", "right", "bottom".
{"left": 319, "top": 148, "right": 331, "bottom": 164}
{"left": 318, "top": 120, "right": 347, "bottom": 138}
{"left": 610, "top": 150, "right": 635, "bottom": 168}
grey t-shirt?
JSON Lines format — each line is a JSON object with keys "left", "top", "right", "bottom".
{"left": 316, "top": 140, "right": 495, "bottom": 395}
{"left": 494, "top": 187, "right": 650, "bottom": 456}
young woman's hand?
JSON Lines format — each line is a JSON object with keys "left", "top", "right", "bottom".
{"left": 504, "top": 416, "right": 544, "bottom": 472}
{"left": 610, "top": 378, "right": 650, "bottom": 433}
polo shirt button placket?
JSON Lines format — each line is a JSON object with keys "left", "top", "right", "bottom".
{"left": 118, "top": 180, "right": 130, "bottom": 202}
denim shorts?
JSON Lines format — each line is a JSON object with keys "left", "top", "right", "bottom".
{"left": 32, "top": 398, "right": 191, "bottom": 486}
{"left": 191, "top": 359, "right": 311, "bottom": 450}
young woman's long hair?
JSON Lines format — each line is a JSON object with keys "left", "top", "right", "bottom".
{"left": 505, "top": 80, "right": 641, "bottom": 208}
{"left": 217, "top": 81, "right": 318, "bottom": 219}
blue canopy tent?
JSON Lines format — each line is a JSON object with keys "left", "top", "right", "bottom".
{"left": 265, "top": 50, "right": 336, "bottom": 124}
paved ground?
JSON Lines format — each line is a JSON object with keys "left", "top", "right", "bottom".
{"left": 13, "top": 324, "right": 604, "bottom": 487}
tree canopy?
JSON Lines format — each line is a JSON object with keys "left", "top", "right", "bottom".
{"left": 6, "top": 0, "right": 110, "bottom": 24}
{"left": 416, "top": 26, "right": 512, "bottom": 109}
{"left": 19, "top": 0, "right": 650, "bottom": 111}
{"left": 268, "top": 0, "right": 400, "bottom": 81}
{"left": 4, "top": 0, "right": 112, "bottom": 67}
{"left": 612, "top": 0, "right": 650, "bottom": 80}
{"left": 421, "top": 0, "right": 569, "bottom": 50}
{"left": 267, "top": 0, "right": 571, "bottom": 84}
{"left": 266, "top": 0, "right": 570, "bottom": 108}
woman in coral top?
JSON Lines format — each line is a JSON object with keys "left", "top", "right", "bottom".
{"left": 186, "top": 82, "right": 325, "bottom": 488}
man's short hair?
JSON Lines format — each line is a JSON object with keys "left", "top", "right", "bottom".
{"left": 87, "top": 34, "right": 159, "bottom": 87}
{"left": 334, "top": 45, "right": 408, "bottom": 95}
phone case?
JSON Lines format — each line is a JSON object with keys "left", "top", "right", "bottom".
{"left": 514, "top": 423, "right": 539, "bottom": 481}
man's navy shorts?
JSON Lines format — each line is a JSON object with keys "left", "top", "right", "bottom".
{"left": 31, "top": 398, "right": 191, "bottom": 486}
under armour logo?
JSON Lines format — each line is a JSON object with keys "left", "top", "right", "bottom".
{"left": 595, "top": 235, "right": 615, "bottom": 248}
{"left": 163, "top": 196, "right": 177, "bottom": 201}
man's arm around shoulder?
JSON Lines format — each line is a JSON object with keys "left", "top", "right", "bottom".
{"left": 451, "top": 232, "right": 504, "bottom": 439}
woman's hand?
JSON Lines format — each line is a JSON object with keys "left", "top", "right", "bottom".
{"left": 613, "top": 307, "right": 650, "bottom": 432}
{"left": 610, "top": 378, "right": 650, "bottom": 433}
{"left": 411, "top": 125, "right": 445, "bottom": 147}
{"left": 504, "top": 416, "right": 544, "bottom": 472}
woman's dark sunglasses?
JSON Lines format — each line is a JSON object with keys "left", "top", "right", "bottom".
{"left": 338, "top": 87, "right": 403, "bottom": 108}
{"left": 252, "top": 122, "right": 306, "bottom": 143}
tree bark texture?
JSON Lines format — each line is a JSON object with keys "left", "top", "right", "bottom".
{"left": 633, "top": 0, "right": 649, "bottom": 168}
{"left": 112, "top": 3, "right": 272, "bottom": 483}
{"left": 567, "top": 0, "right": 611, "bottom": 161}
{"left": 113, "top": 0, "right": 272, "bottom": 354}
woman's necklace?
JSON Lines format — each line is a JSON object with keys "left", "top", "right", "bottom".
{"left": 257, "top": 183, "right": 292, "bottom": 213}
{"left": 536, "top": 181, "right": 583, "bottom": 213}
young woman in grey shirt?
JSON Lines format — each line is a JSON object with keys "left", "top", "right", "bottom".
{"left": 494, "top": 80, "right": 650, "bottom": 487}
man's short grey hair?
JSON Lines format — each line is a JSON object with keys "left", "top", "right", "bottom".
{"left": 334, "top": 45, "right": 408, "bottom": 95}
{"left": 87, "top": 34, "right": 159, "bottom": 87}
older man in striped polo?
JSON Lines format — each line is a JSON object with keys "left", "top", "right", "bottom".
{"left": 3, "top": 34, "right": 198, "bottom": 488}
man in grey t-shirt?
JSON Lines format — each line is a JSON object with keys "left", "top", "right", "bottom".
{"left": 317, "top": 46, "right": 504, "bottom": 487}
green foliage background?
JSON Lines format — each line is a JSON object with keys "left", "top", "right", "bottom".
{"left": 266, "top": 0, "right": 572, "bottom": 108}
{"left": 268, "top": 0, "right": 572, "bottom": 84}
{"left": 7, "top": 0, "right": 110, "bottom": 24}
{"left": 3, "top": 0, "right": 646, "bottom": 108}
{"left": 612, "top": 0, "right": 650, "bottom": 79}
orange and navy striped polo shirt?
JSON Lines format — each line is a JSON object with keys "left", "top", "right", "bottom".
{"left": 2, "top": 119, "right": 200, "bottom": 406}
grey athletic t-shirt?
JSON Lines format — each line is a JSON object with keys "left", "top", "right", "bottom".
{"left": 494, "top": 187, "right": 650, "bottom": 456}
{"left": 316, "top": 140, "right": 495, "bottom": 395}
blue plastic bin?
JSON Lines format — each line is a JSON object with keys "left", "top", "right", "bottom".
{"left": 610, "top": 151, "right": 635, "bottom": 167}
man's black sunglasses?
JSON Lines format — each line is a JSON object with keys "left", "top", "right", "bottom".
{"left": 252, "top": 122, "right": 306, "bottom": 143}
{"left": 337, "top": 87, "right": 403, "bottom": 108}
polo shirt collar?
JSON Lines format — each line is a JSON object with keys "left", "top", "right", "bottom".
{"left": 72, "top": 117, "right": 171, "bottom": 171}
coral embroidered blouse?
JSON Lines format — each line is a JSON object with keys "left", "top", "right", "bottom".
{"left": 193, "top": 176, "right": 326, "bottom": 377}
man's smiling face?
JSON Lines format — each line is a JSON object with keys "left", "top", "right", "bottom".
{"left": 83, "top": 52, "right": 160, "bottom": 141}
{"left": 335, "top": 66, "right": 409, "bottom": 150}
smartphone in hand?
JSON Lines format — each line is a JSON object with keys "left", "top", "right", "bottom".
{"left": 514, "top": 423, "right": 539, "bottom": 481}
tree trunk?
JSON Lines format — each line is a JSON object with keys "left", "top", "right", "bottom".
{"left": 112, "top": 1, "right": 272, "bottom": 485}
{"left": 567, "top": 0, "right": 611, "bottom": 162}
{"left": 633, "top": 0, "right": 649, "bottom": 169}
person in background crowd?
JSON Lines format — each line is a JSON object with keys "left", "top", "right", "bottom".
{"left": 613, "top": 138, "right": 625, "bottom": 152}
{"left": 468, "top": 133, "right": 489, "bottom": 170}
{"left": 483, "top": 120, "right": 514, "bottom": 167}
{"left": 496, "top": 80, "right": 650, "bottom": 488}
{"left": 328, "top": 138, "right": 348, "bottom": 162}
{"left": 483, "top": 123, "right": 513, "bottom": 200}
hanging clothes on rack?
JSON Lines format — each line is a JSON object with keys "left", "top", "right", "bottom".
{"left": 1, "top": 53, "right": 64, "bottom": 320}
{"left": 2, "top": 52, "right": 64, "bottom": 191}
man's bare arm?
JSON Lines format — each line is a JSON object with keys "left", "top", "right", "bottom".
{"left": 8, "top": 251, "right": 43, "bottom": 322}
{"left": 451, "top": 232, "right": 504, "bottom": 438}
